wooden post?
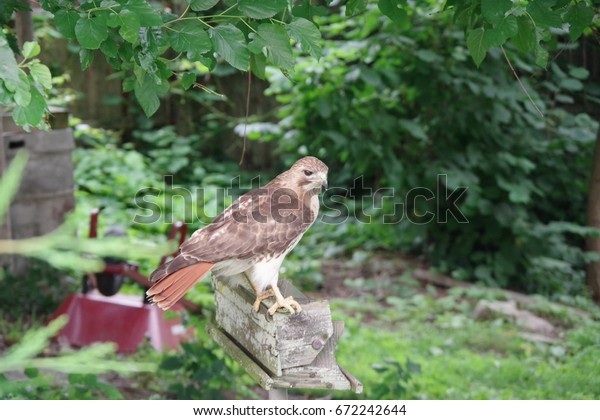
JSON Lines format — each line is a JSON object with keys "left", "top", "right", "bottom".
{"left": 207, "top": 274, "right": 363, "bottom": 395}
{"left": 268, "top": 389, "right": 288, "bottom": 400}
{"left": 0, "top": 109, "right": 12, "bottom": 241}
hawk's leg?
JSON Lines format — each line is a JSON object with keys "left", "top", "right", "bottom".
{"left": 242, "top": 272, "right": 302, "bottom": 315}
{"left": 252, "top": 289, "right": 275, "bottom": 312}
{"left": 242, "top": 272, "right": 276, "bottom": 312}
{"left": 266, "top": 284, "right": 302, "bottom": 316}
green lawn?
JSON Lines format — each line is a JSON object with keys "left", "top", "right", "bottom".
{"left": 330, "top": 288, "right": 600, "bottom": 399}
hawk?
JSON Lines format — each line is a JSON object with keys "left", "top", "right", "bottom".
{"left": 147, "top": 156, "right": 328, "bottom": 315}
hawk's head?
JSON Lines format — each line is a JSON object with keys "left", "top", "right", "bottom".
{"left": 290, "top": 156, "right": 328, "bottom": 194}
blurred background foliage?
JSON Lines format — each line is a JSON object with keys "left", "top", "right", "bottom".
{"left": 264, "top": 3, "right": 600, "bottom": 296}
{"left": 1, "top": 0, "right": 600, "bottom": 400}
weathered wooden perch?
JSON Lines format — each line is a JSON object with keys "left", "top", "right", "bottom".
{"left": 207, "top": 274, "right": 362, "bottom": 394}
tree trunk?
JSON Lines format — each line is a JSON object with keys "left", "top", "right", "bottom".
{"left": 14, "top": 0, "right": 33, "bottom": 48}
{"left": 585, "top": 126, "right": 600, "bottom": 303}
{"left": 0, "top": 110, "right": 12, "bottom": 241}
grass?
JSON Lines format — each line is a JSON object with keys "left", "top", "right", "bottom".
{"left": 2, "top": 250, "right": 599, "bottom": 400}
{"left": 329, "top": 284, "right": 600, "bottom": 400}
{"left": 6, "top": 256, "right": 600, "bottom": 400}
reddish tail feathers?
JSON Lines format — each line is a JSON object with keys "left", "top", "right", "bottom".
{"left": 146, "top": 262, "right": 213, "bottom": 310}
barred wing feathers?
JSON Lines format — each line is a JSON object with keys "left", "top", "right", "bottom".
{"left": 146, "top": 180, "right": 315, "bottom": 310}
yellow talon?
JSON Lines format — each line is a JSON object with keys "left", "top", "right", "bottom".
{"left": 267, "top": 296, "right": 303, "bottom": 315}
{"left": 252, "top": 289, "right": 276, "bottom": 312}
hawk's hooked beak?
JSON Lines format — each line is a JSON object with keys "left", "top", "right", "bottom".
{"left": 320, "top": 174, "right": 328, "bottom": 191}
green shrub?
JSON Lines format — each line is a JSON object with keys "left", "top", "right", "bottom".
{"left": 266, "top": 3, "right": 599, "bottom": 296}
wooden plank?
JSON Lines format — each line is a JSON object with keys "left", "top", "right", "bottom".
{"left": 268, "top": 388, "right": 288, "bottom": 400}
{"left": 214, "top": 274, "right": 282, "bottom": 375}
{"left": 209, "top": 274, "right": 363, "bottom": 393}
{"left": 277, "top": 300, "right": 333, "bottom": 370}
{"left": 339, "top": 365, "right": 364, "bottom": 394}
{"left": 206, "top": 322, "right": 275, "bottom": 391}
{"left": 277, "top": 320, "right": 353, "bottom": 391}
{"left": 213, "top": 274, "right": 333, "bottom": 375}
{"left": 272, "top": 366, "right": 352, "bottom": 391}
{"left": 208, "top": 321, "right": 360, "bottom": 392}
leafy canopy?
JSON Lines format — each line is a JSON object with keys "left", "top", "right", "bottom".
{"left": 267, "top": 2, "right": 599, "bottom": 295}
{"left": 0, "top": 1, "right": 598, "bottom": 130}
{"left": 0, "top": 0, "right": 323, "bottom": 128}
{"left": 347, "top": 0, "right": 599, "bottom": 68}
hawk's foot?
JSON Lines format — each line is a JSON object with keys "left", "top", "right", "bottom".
{"left": 252, "top": 289, "right": 275, "bottom": 312}
{"left": 267, "top": 296, "right": 302, "bottom": 316}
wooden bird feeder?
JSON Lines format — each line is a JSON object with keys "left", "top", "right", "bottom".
{"left": 207, "top": 274, "right": 362, "bottom": 398}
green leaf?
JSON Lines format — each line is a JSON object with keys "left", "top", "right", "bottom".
{"left": 286, "top": 18, "right": 322, "bottom": 59}
{"left": 511, "top": 16, "right": 536, "bottom": 52}
{"left": 9, "top": 71, "right": 31, "bottom": 107}
{"left": 107, "top": 11, "right": 141, "bottom": 43}
{"left": 209, "top": 24, "right": 249, "bottom": 71}
{"left": 483, "top": 16, "right": 517, "bottom": 49}
{"left": 535, "top": 44, "right": 549, "bottom": 68}
{"left": 12, "top": 86, "right": 46, "bottom": 128}
{"left": 134, "top": 74, "right": 161, "bottom": 117}
{"left": 497, "top": 177, "right": 533, "bottom": 204}
{"left": 250, "top": 52, "right": 266, "bottom": 80}
{"left": 54, "top": 9, "right": 80, "bottom": 39}
{"left": 167, "top": 21, "right": 211, "bottom": 54}
{"left": 292, "top": 2, "right": 327, "bottom": 20}
{"left": 124, "top": 0, "right": 163, "bottom": 26}
{"left": 346, "top": 0, "right": 368, "bottom": 16}
{"left": 497, "top": 15, "right": 518, "bottom": 39}
{"left": 0, "top": 150, "right": 28, "bottom": 224}
{"left": 564, "top": 2, "right": 594, "bottom": 41}
{"left": 75, "top": 16, "right": 109, "bottom": 49}
{"left": 483, "top": 28, "right": 504, "bottom": 49}
{"left": 79, "top": 48, "right": 95, "bottom": 70}
{"left": 481, "top": 0, "right": 511, "bottom": 24}
{"left": 0, "top": 38, "right": 20, "bottom": 83}
{"left": 159, "top": 356, "right": 183, "bottom": 370}
{"left": 257, "top": 23, "right": 294, "bottom": 70}
{"left": 247, "top": 34, "right": 265, "bottom": 54}
{"left": 101, "top": 0, "right": 121, "bottom": 7}
{"left": 100, "top": 37, "right": 119, "bottom": 58}
{"left": 559, "top": 78, "right": 583, "bottom": 91}
{"left": 569, "top": 67, "right": 589, "bottom": 80}
{"left": 181, "top": 72, "right": 196, "bottom": 90}
{"left": 378, "top": 0, "right": 408, "bottom": 25}
{"left": 238, "top": 0, "right": 288, "bottom": 19}
{"left": 0, "top": 0, "right": 30, "bottom": 20}
{"left": 21, "top": 41, "right": 40, "bottom": 59}
{"left": 0, "top": 85, "right": 12, "bottom": 105}
{"left": 188, "top": 0, "right": 220, "bottom": 11}
{"left": 527, "top": 1, "right": 562, "bottom": 28}
{"left": 466, "top": 27, "right": 486, "bottom": 67}
{"left": 29, "top": 63, "right": 52, "bottom": 90}
{"left": 24, "top": 367, "right": 39, "bottom": 379}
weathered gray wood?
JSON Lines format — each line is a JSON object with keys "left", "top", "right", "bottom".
{"left": 213, "top": 274, "right": 333, "bottom": 376}
{"left": 268, "top": 388, "right": 288, "bottom": 400}
{"left": 278, "top": 320, "right": 354, "bottom": 391}
{"left": 0, "top": 108, "right": 11, "bottom": 241}
{"left": 339, "top": 366, "right": 364, "bottom": 394}
{"left": 209, "top": 318, "right": 362, "bottom": 392}
{"left": 206, "top": 322, "right": 275, "bottom": 390}
{"left": 209, "top": 273, "right": 363, "bottom": 393}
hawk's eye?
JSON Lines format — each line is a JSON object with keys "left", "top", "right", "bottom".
{"left": 303, "top": 170, "right": 313, "bottom": 176}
